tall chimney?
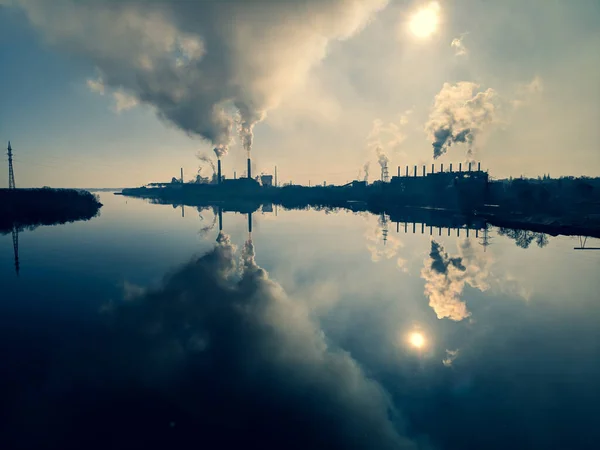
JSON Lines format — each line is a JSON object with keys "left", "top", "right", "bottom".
{"left": 450, "top": 163, "right": 453, "bottom": 172}
{"left": 275, "top": 166, "right": 278, "bottom": 187}
{"left": 432, "top": 163, "right": 435, "bottom": 174}
{"left": 459, "top": 162, "right": 462, "bottom": 172}
{"left": 468, "top": 162, "right": 472, "bottom": 172}
{"left": 414, "top": 165, "right": 417, "bottom": 177}
{"left": 247, "top": 158, "right": 252, "bottom": 179}
{"left": 422, "top": 165, "right": 426, "bottom": 177}
{"left": 397, "top": 166, "right": 400, "bottom": 177}
{"left": 406, "top": 166, "right": 409, "bottom": 177}
{"left": 478, "top": 162, "right": 481, "bottom": 172}
{"left": 441, "top": 163, "right": 444, "bottom": 172}
{"left": 180, "top": 167, "right": 184, "bottom": 183}
{"left": 217, "top": 159, "right": 222, "bottom": 184}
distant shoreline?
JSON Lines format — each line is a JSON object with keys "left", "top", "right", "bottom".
{"left": 0, "top": 188, "right": 103, "bottom": 234}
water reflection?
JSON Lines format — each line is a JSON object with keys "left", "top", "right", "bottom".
{"left": 14, "top": 214, "right": 411, "bottom": 449}
{"left": 2, "top": 197, "right": 600, "bottom": 449}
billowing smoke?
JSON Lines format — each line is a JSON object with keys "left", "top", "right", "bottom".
{"left": 421, "top": 239, "right": 490, "bottom": 321}
{"left": 15, "top": 231, "right": 415, "bottom": 449}
{"left": 425, "top": 82, "right": 499, "bottom": 159}
{"left": 197, "top": 153, "right": 216, "bottom": 175}
{"left": 10, "top": 0, "right": 388, "bottom": 157}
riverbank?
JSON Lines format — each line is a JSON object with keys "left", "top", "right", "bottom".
{"left": 0, "top": 188, "right": 103, "bottom": 234}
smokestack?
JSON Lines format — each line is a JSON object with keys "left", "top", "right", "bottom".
{"left": 217, "top": 159, "right": 222, "bottom": 184}
{"left": 432, "top": 163, "right": 435, "bottom": 174}
{"left": 406, "top": 166, "right": 409, "bottom": 177}
{"left": 247, "top": 158, "right": 252, "bottom": 179}
{"left": 422, "top": 165, "right": 426, "bottom": 177}
{"left": 234, "top": 171, "right": 237, "bottom": 180}
{"left": 441, "top": 163, "right": 444, "bottom": 172}
{"left": 397, "top": 166, "right": 400, "bottom": 177}
{"left": 450, "top": 163, "right": 453, "bottom": 172}
{"left": 468, "top": 162, "right": 472, "bottom": 172}
{"left": 478, "top": 162, "right": 481, "bottom": 172}
{"left": 459, "top": 162, "right": 462, "bottom": 172}
{"left": 275, "top": 166, "right": 278, "bottom": 187}
{"left": 414, "top": 165, "right": 417, "bottom": 177}
{"left": 180, "top": 167, "right": 184, "bottom": 183}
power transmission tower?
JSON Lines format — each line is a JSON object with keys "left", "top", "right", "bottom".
{"left": 7, "top": 141, "right": 16, "bottom": 189}
{"left": 479, "top": 226, "right": 492, "bottom": 252}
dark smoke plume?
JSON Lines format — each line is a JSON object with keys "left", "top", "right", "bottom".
{"left": 11, "top": 0, "right": 388, "bottom": 157}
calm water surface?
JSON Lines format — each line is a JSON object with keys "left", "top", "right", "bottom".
{"left": 1, "top": 193, "right": 599, "bottom": 450}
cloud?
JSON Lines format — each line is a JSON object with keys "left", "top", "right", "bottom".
{"left": 112, "top": 91, "right": 139, "bottom": 113}
{"left": 12, "top": 0, "right": 388, "bottom": 157}
{"left": 25, "top": 232, "right": 415, "bottom": 449}
{"left": 86, "top": 77, "right": 105, "bottom": 95}
{"left": 450, "top": 34, "right": 468, "bottom": 56}
{"left": 442, "top": 349, "right": 459, "bottom": 367}
{"left": 421, "top": 239, "right": 490, "bottom": 321}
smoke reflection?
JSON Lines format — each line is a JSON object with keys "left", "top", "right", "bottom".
{"left": 13, "top": 228, "right": 414, "bottom": 449}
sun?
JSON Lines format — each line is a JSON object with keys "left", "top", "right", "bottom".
{"left": 408, "top": 2, "right": 441, "bottom": 39}
{"left": 409, "top": 332, "right": 426, "bottom": 349}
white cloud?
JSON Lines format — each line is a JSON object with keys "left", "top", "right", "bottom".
{"left": 86, "top": 77, "right": 105, "bottom": 95}
{"left": 450, "top": 34, "right": 468, "bottom": 56}
{"left": 113, "top": 91, "right": 139, "bottom": 113}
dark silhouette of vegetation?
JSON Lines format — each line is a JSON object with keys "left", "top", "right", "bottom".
{"left": 0, "top": 188, "right": 102, "bottom": 234}
{"left": 497, "top": 229, "right": 550, "bottom": 249}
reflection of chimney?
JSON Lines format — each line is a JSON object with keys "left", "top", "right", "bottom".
{"left": 247, "top": 158, "right": 252, "bottom": 179}
{"left": 218, "top": 207, "right": 223, "bottom": 231}
{"left": 217, "top": 159, "right": 222, "bottom": 184}
{"left": 248, "top": 212, "right": 253, "bottom": 233}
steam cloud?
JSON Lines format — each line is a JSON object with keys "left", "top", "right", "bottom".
{"left": 425, "top": 77, "right": 542, "bottom": 159}
{"left": 363, "top": 162, "right": 370, "bottom": 182}
{"left": 421, "top": 239, "right": 490, "bottom": 321}
{"left": 366, "top": 118, "right": 407, "bottom": 176}
{"left": 10, "top": 0, "right": 388, "bottom": 158}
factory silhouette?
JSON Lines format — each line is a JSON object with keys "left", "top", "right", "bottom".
{"left": 121, "top": 154, "right": 600, "bottom": 240}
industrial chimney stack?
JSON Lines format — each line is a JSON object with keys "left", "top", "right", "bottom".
{"left": 247, "top": 158, "right": 252, "bottom": 179}
{"left": 217, "top": 159, "right": 222, "bottom": 184}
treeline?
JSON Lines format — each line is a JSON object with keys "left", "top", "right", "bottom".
{"left": 0, "top": 188, "right": 102, "bottom": 234}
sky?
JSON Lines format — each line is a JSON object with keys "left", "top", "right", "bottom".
{"left": 0, "top": 0, "right": 599, "bottom": 188}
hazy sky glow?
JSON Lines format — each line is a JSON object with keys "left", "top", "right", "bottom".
{"left": 0, "top": 0, "right": 599, "bottom": 187}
